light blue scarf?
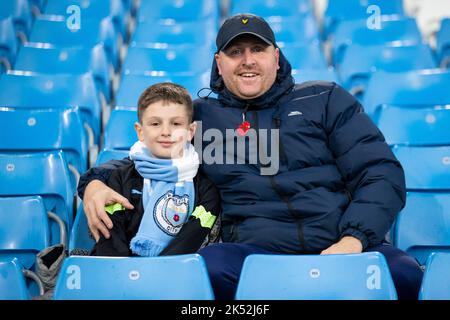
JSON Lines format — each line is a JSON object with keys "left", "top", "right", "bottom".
{"left": 129, "top": 141, "right": 199, "bottom": 256}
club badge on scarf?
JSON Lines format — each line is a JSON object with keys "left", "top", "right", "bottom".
{"left": 154, "top": 191, "right": 189, "bottom": 236}
{"left": 129, "top": 141, "right": 199, "bottom": 257}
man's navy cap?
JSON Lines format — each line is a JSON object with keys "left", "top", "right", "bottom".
{"left": 215, "top": 14, "right": 276, "bottom": 52}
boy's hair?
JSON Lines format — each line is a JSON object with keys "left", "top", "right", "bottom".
{"left": 137, "top": 82, "right": 193, "bottom": 123}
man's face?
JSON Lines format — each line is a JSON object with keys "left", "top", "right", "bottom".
{"left": 215, "top": 34, "right": 280, "bottom": 100}
{"left": 135, "top": 101, "right": 196, "bottom": 159}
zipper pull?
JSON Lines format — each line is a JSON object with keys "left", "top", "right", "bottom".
{"left": 237, "top": 112, "right": 251, "bottom": 136}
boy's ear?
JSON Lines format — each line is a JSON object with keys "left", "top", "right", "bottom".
{"left": 188, "top": 121, "right": 197, "bottom": 141}
{"left": 134, "top": 122, "right": 144, "bottom": 141}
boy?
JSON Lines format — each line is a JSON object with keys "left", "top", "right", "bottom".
{"left": 92, "top": 82, "right": 221, "bottom": 256}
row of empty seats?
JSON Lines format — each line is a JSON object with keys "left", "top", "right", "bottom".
{"left": 2, "top": 252, "right": 449, "bottom": 300}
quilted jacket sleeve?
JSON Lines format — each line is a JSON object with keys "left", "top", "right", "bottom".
{"left": 77, "top": 157, "right": 132, "bottom": 199}
{"left": 325, "top": 84, "right": 406, "bottom": 249}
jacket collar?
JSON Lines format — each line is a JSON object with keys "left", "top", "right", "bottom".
{"left": 209, "top": 47, "right": 295, "bottom": 110}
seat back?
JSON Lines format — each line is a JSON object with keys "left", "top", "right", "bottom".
{"left": 281, "top": 43, "right": 328, "bottom": 70}
{"left": 0, "top": 258, "right": 30, "bottom": 300}
{"left": 0, "top": 72, "right": 101, "bottom": 142}
{"left": 268, "top": 16, "right": 321, "bottom": 47}
{"left": 292, "top": 68, "right": 339, "bottom": 84}
{"left": 131, "top": 20, "right": 217, "bottom": 48}
{"left": 235, "top": 252, "right": 397, "bottom": 300}
{"left": 0, "top": 17, "right": 18, "bottom": 68}
{"left": 394, "top": 192, "right": 450, "bottom": 265}
{"left": 53, "top": 255, "right": 214, "bottom": 300}
{"left": 339, "top": 44, "right": 436, "bottom": 94}
{"left": 137, "top": 0, "right": 219, "bottom": 23}
{"left": 393, "top": 146, "right": 450, "bottom": 191}
{"left": 437, "top": 18, "right": 450, "bottom": 67}
{"left": 376, "top": 105, "right": 450, "bottom": 147}
{"left": 323, "top": 0, "right": 405, "bottom": 38}
{"left": 115, "top": 72, "right": 210, "bottom": 108}
{"left": 0, "top": 106, "right": 88, "bottom": 173}
{"left": 69, "top": 149, "right": 129, "bottom": 253}
{"left": 332, "top": 16, "right": 422, "bottom": 65}
{"left": 419, "top": 252, "right": 450, "bottom": 299}
{"left": 0, "top": 151, "right": 75, "bottom": 244}
{"left": 0, "top": 0, "right": 32, "bottom": 36}
{"left": 44, "top": 0, "right": 127, "bottom": 38}
{"left": 123, "top": 46, "right": 212, "bottom": 76}
{"left": 0, "top": 196, "right": 50, "bottom": 269}
{"left": 29, "top": 17, "right": 118, "bottom": 70}
{"left": 14, "top": 45, "right": 111, "bottom": 102}
{"left": 363, "top": 69, "right": 450, "bottom": 118}
{"left": 230, "top": 0, "right": 312, "bottom": 19}
{"left": 103, "top": 108, "right": 137, "bottom": 150}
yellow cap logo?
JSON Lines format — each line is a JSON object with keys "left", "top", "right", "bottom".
{"left": 242, "top": 19, "right": 248, "bottom": 24}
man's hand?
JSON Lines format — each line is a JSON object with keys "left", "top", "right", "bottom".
{"left": 83, "top": 180, "right": 134, "bottom": 242}
{"left": 320, "top": 236, "right": 363, "bottom": 255}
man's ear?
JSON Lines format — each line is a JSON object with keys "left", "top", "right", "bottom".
{"left": 134, "top": 122, "right": 144, "bottom": 142}
{"left": 275, "top": 47, "right": 280, "bottom": 70}
{"left": 187, "top": 121, "right": 197, "bottom": 141}
{"left": 215, "top": 53, "right": 222, "bottom": 75}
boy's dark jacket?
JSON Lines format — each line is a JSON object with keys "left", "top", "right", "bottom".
{"left": 92, "top": 161, "right": 221, "bottom": 256}
{"left": 80, "top": 49, "right": 406, "bottom": 254}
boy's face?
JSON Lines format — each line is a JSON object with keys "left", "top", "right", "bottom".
{"left": 135, "top": 101, "right": 196, "bottom": 159}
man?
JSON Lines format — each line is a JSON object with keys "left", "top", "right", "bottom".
{"left": 78, "top": 14, "right": 423, "bottom": 300}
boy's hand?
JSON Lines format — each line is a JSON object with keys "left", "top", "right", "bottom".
{"left": 320, "top": 236, "right": 363, "bottom": 255}
{"left": 83, "top": 180, "right": 134, "bottom": 242}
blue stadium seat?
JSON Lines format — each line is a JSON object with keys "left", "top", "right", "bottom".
{"left": 281, "top": 43, "right": 328, "bottom": 71}
{"left": 0, "top": 196, "right": 50, "bottom": 269}
{"left": 269, "top": 16, "right": 320, "bottom": 47}
{"left": 331, "top": 16, "right": 422, "bottom": 66}
{"left": 235, "top": 252, "right": 397, "bottom": 300}
{"left": 0, "top": 151, "right": 76, "bottom": 245}
{"left": 338, "top": 44, "right": 436, "bottom": 97}
{"left": 437, "top": 18, "right": 450, "bottom": 67}
{"left": 0, "top": 72, "right": 102, "bottom": 146}
{"left": 292, "top": 68, "right": 339, "bottom": 84}
{"left": 68, "top": 206, "right": 94, "bottom": 254}
{"left": 419, "top": 252, "right": 450, "bottom": 299}
{"left": 323, "top": 0, "right": 405, "bottom": 39}
{"left": 230, "top": 0, "right": 312, "bottom": 19}
{"left": 28, "top": 17, "right": 120, "bottom": 71}
{"left": 103, "top": 108, "right": 136, "bottom": 150}
{"left": 131, "top": 20, "right": 217, "bottom": 48}
{"left": 123, "top": 46, "right": 212, "bottom": 76}
{"left": 0, "top": 258, "right": 34, "bottom": 300}
{"left": 376, "top": 105, "right": 450, "bottom": 146}
{"left": 68, "top": 149, "right": 128, "bottom": 253}
{"left": 53, "top": 254, "right": 214, "bottom": 299}
{"left": 27, "top": 0, "right": 46, "bottom": 15}
{"left": 44, "top": 0, "right": 128, "bottom": 39}
{"left": 363, "top": 69, "right": 450, "bottom": 118}
{"left": 0, "top": 106, "right": 89, "bottom": 174}
{"left": 393, "top": 193, "right": 450, "bottom": 266}
{"left": 137, "top": 0, "right": 219, "bottom": 24}
{"left": 393, "top": 145, "right": 450, "bottom": 191}
{"left": 0, "top": 0, "right": 33, "bottom": 41}
{"left": 96, "top": 149, "right": 129, "bottom": 165}
{"left": 14, "top": 45, "right": 111, "bottom": 103}
{"left": 115, "top": 72, "right": 210, "bottom": 108}
{"left": 0, "top": 17, "right": 18, "bottom": 72}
